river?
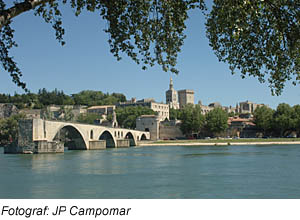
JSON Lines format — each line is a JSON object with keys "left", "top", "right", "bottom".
{"left": 0, "top": 144, "right": 300, "bottom": 199}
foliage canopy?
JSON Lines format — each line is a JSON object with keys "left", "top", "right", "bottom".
{"left": 116, "top": 106, "right": 156, "bottom": 129}
{"left": 206, "top": 0, "right": 299, "bottom": 95}
{"left": 204, "top": 107, "right": 228, "bottom": 137}
{"left": 0, "top": 0, "right": 299, "bottom": 94}
{"left": 253, "top": 105, "right": 274, "bottom": 135}
{"left": 0, "top": 89, "right": 126, "bottom": 108}
{"left": 179, "top": 104, "right": 205, "bottom": 136}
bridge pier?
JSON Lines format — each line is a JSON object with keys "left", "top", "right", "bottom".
{"left": 117, "top": 140, "right": 130, "bottom": 148}
{"left": 89, "top": 140, "right": 106, "bottom": 150}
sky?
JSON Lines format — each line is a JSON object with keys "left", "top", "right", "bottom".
{"left": 0, "top": 2, "right": 299, "bottom": 109}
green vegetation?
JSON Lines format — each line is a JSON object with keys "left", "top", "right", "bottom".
{"left": 273, "top": 103, "right": 295, "bottom": 137}
{"left": 0, "top": 89, "right": 126, "bottom": 109}
{"left": 179, "top": 104, "right": 204, "bottom": 136}
{"left": 253, "top": 103, "right": 300, "bottom": 137}
{"left": 253, "top": 106, "right": 274, "bottom": 136}
{"left": 72, "top": 91, "right": 126, "bottom": 106}
{"left": 116, "top": 106, "right": 156, "bottom": 129}
{"left": 206, "top": 1, "right": 299, "bottom": 95}
{"left": 1, "top": 1, "right": 298, "bottom": 94}
{"left": 205, "top": 108, "right": 228, "bottom": 137}
{"left": 0, "top": 113, "right": 25, "bottom": 146}
{"left": 177, "top": 104, "right": 228, "bottom": 138}
{"left": 152, "top": 138, "right": 300, "bottom": 145}
{"left": 76, "top": 113, "right": 101, "bottom": 124}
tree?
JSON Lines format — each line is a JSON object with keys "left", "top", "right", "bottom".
{"left": 58, "top": 106, "right": 74, "bottom": 121}
{"left": 76, "top": 113, "right": 101, "bottom": 125}
{"left": 273, "top": 103, "right": 294, "bottom": 137}
{"left": 253, "top": 105, "right": 274, "bottom": 135}
{"left": 205, "top": 107, "right": 228, "bottom": 137}
{"left": 169, "top": 108, "right": 183, "bottom": 120}
{"left": 0, "top": 113, "right": 25, "bottom": 145}
{"left": 292, "top": 105, "right": 300, "bottom": 136}
{"left": 0, "top": 0, "right": 205, "bottom": 90}
{"left": 72, "top": 90, "right": 126, "bottom": 106}
{"left": 1, "top": 1, "right": 298, "bottom": 94}
{"left": 180, "top": 104, "right": 205, "bottom": 136}
{"left": 206, "top": 0, "right": 299, "bottom": 95}
{"left": 115, "top": 106, "right": 156, "bottom": 129}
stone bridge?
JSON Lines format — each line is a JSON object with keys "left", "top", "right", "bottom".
{"left": 15, "top": 119, "right": 150, "bottom": 153}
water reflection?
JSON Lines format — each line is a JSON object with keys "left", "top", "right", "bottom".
{"left": 1, "top": 145, "right": 300, "bottom": 198}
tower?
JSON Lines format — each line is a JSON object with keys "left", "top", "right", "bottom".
{"left": 178, "top": 89, "right": 194, "bottom": 108}
{"left": 165, "top": 77, "right": 179, "bottom": 109}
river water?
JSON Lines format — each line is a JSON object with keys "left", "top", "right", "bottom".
{"left": 0, "top": 144, "right": 300, "bottom": 199}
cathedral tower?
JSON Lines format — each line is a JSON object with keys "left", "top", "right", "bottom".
{"left": 165, "top": 77, "right": 179, "bottom": 109}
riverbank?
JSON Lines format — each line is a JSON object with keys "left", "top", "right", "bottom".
{"left": 139, "top": 138, "right": 300, "bottom": 146}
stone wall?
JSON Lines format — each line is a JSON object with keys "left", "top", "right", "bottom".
{"left": 159, "top": 124, "right": 184, "bottom": 140}
{"left": 117, "top": 139, "right": 130, "bottom": 148}
{"left": 18, "top": 119, "right": 35, "bottom": 149}
{"left": 35, "top": 140, "right": 64, "bottom": 153}
{"left": 89, "top": 140, "right": 106, "bottom": 150}
{"left": 136, "top": 116, "right": 160, "bottom": 140}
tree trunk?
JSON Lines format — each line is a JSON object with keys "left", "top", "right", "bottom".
{"left": 0, "top": 0, "right": 50, "bottom": 29}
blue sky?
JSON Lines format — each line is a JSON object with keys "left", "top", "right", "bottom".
{"left": 0, "top": 3, "right": 299, "bottom": 109}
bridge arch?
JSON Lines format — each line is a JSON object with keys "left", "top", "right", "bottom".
{"left": 52, "top": 124, "right": 88, "bottom": 150}
{"left": 99, "top": 130, "right": 116, "bottom": 148}
{"left": 125, "top": 132, "right": 136, "bottom": 147}
{"left": 140, "top": 133, "right": 147, "bottom": 140}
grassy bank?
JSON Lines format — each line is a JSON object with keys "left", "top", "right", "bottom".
{"left": 138, "top": 138, "right": 300, "bottom": 146}
{"left": 152, "top": 138, "right": 300, "bottom": 144}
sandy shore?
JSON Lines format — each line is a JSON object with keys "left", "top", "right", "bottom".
{"left": 139, "top": 141, "right": 300, "bottom": 146}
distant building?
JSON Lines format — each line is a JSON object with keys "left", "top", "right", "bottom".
{"left": 223, "top": 105, "right": 237, "bottom": 114}
{"left": 208, "top": 102, "right": 222, "bottom": 108}
{"left": 198, "top": 101, "right": 225, "bottom": 115}
{"left": 165, "top": 77, "right": 179, "bottom": 109}
{"left": 136, "top": 115, "right": 160, "bottom": 140}
{"left": 87, "top": 105, "right": 115, "bottom": 115}
{"left": 136, "top": 115, "right": 184, "bottom": 140}
{"left": 178, "top": 89, "right": 194, "bottom": 108}
{"left": 227, "top": 116, "right": 257, "bottom": 138}
{"left": 198, "top": 101, "right": 214, "bottom": 114}
{"left": 118, "top": 98, "right": 169, "bottom": 121}
{"left": 238, "top": 101, "right": 265, "bottom": 114}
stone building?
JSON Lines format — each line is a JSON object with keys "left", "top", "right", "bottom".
{"left": 136, "top": 115, "right": 160, "bottom": 140}
{"left": 198, "top": 102, "right": 214, "bottom": 114}
{"left": 87, "top": 105, "right": 115, "bottom": 115}
{"left": 198, "top": 101, "right": 225, "bottom": 115}
{"left": 178, "top": 89, "right": 194, "bottom": 108}
{"left": 118, "top": 98, "right": 169, "bottom": 121}
{"left": 136, "top": 115, "right": 184, "bottom": 140}
{"left": 238, "top": 101, "right": 265, "bottom": 114}
{"left": 165, "top": 77, "right": 179, "bottom": 109}
{"left": 227, "top": 116, "right": 257, "bottom": 138}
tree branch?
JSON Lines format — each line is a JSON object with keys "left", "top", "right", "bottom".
{"left": 0, "top": 0, "right": 50, "bottom": 28}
